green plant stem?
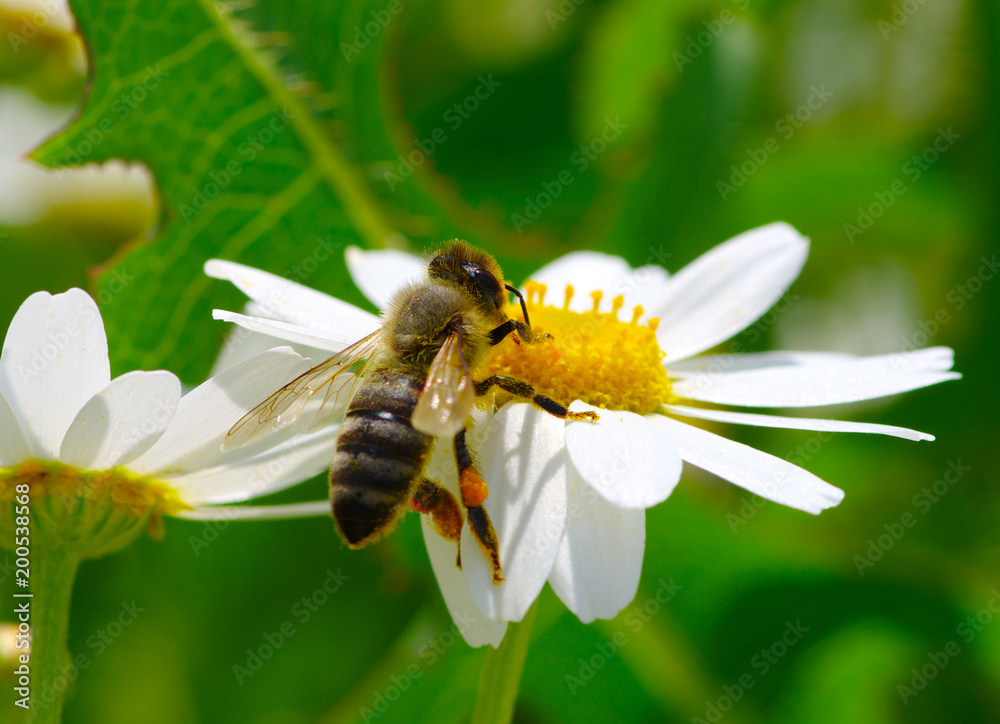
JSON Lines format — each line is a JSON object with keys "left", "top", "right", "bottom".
{"left": 28, "top": 540, "right": 81, "bottom": 724}
{"left": 471, "top": 600, "right": 538, "bottom": 724}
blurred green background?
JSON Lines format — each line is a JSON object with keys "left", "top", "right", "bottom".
{"left": 1, "top": 0, "right": 998, "bottom": 721}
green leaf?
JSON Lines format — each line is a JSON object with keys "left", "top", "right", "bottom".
{"left": 0, "top": 7, "right": 86, "bottom": 103}
{"left": 32, "top": 0, "right": 401, "bottom": 381}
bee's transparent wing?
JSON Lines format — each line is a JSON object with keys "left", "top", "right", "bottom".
{"left": 412, "top": 331, "right": 475, "bottom": 438}
{"left": 223, "top": 330, "right": 382, "bottom": 451}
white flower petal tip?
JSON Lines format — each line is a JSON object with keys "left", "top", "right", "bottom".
{"left": 421, "top": 518, "right": 507, "bottom": 648}
{"left": 205, "top": 258, "right": 380, "bottom": 338}
{"left": 212, "top": 309, "right": 356, "bottom": 353}
{"left": 664, "top": 405, "right": 936, "bottom": 442}
{"left": 462, "top": 404, "right": 571, "bottom": 623}
{"left": 549, "top": 475, "right": 645, "bottom": 623}
{"left": 0, "top": 288, "right": 110, "bottom": 459}
{"left": 658, "top": 416, "right": 845, "bottom": 515}
{"left": 673, "top": 348, "right": 961, "bottom": 408}
{"left": 651, "top": 223, "right": 809, "bottom": 363}
{"left": 564, "top": 402, "right": 682, "bottom": 509}
{"left": 60, "top": 370, "right": 182, "bottom": 470}
{"left": 345, "top": 246, "right": 426, "bottom": 310}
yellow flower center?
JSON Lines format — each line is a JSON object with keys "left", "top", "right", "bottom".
{"left": 481, "top": 281, "right": 672, "bottom": 414}
{"left": 0, "top": 459, "right": 189, "bottom": 546}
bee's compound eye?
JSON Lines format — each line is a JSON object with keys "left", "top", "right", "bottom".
{"left": 463, "top": 264, "right": 505, "bottom": 310}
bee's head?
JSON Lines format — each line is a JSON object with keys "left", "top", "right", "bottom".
{"left": 427, "top": 241, "right": 507, "bottom": 314}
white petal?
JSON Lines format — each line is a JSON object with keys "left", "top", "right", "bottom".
{"left": 564, "top": 402, "right": 683, "bottom": 509}
{"left": 129, "top": 348, "right": 315, "bottom": 477}
{"left": 664, "top": 404, "right": 934, "bottom": 441}
{"left": 60, "top": 370, "right": 182, "bottom": 469}
{"left": 667, "top": 351, "right": 857, "bottom": 377}
{"left": 422, "top": 518, "right": 507, "bottom": 648}
{"left": 167, "top": 427, "right": 337, "bottom": 505}
{"left": 205, "top": 258, "right": 380, "bottom": 337}
{"left": 212, "top": 310, "right": 362, "bottom": 353}
{"left": 527, "top": 252, "right": 636, "bottom": 314}
{"left": 0, "top": 391, "right": 29, "bottom": 466}
{"left": 0, "top": 289, "right": 110, "bottom": 459}
{"left": 345, "top": 246, "right": 426, "bottom": 311}
{"left": 650, "top": 223, "right": 809, "bottom": 362}
{"left": 655, "top": 415, "right": 844, "bottom": 513}
{"left": 177, "top": 501, "right": 331, "bottom": 520}
{"left": 673, "top": 347, "right": 960, "bottom": 407}
{"left": 462, "top": 404, "right": 569, "bottom": 622}
{"left": 548, "top": 473, "right": 645, "bottom": 623}
{"left": 417, "top": 435, "right": 508, "bottom": 646}
{"left": 624, "top": 264, "right": 671, "bottom": 320}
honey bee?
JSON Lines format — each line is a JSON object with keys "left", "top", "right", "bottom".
{"left": 224, "top": 241, "right": 597, "bottom": 583}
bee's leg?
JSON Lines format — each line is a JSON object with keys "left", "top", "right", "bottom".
{"left": 475, "top": 375, "right": 599, "bottom": 422}
{"left": 454, "top": 428, "right": 504, "bottom": 584}
{"left": 488, "top": 319, "right": 534, "bottom": 345}
{"left": 411, "top": 479, "right": 464, "bottom": 559}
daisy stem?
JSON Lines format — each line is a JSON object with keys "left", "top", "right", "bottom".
{"left": 28, "top": 540, "right": 82, "bottom": 724}
{"left": 470, "top": 599, "right": 538, "bottom": 724}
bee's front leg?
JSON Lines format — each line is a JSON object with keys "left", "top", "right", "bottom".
{"left": 488, "top": 318, "right": 535, "bottom": 346}
{"left": 474, "top": 375, "right": 599, "bottom": 423}
{"left": 453, "top": 428, "right": 503, "bottom": 584}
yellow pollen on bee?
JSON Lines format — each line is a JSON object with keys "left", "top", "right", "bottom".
{"left": 484, "top": 283, "right": 672, "bottom": 414}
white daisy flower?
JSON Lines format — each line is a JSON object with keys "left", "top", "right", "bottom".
{"left": 0, "top": 288, "right": 337, "bottom": 556}
{"left": 205, "top": 222, "right": 959, "bottom": 646}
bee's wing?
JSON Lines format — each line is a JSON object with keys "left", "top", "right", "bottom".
{"left": 222, "top": 330, "right": 382, "bottom": 451}
{"left": 412, "top": 331, "right": 475, "bottom": 438}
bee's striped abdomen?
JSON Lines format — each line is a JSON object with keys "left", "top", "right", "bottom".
{"left": 329, "top": 368, "right": 433, "bottom": 546}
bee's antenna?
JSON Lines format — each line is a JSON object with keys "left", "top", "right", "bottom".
{"left": 505, "top": 284, "right": 531, "bottom": 327}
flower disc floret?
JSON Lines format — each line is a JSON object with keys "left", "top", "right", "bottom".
{"left": 481, "top": 282, "right": 672, "bottom": 414}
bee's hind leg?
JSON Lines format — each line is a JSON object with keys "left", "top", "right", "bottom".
{"left": 412, "top": 479, "right": 464, "bottom": 568}
{"left": 454, "top": 428, "right": 504, "bottom": 584}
